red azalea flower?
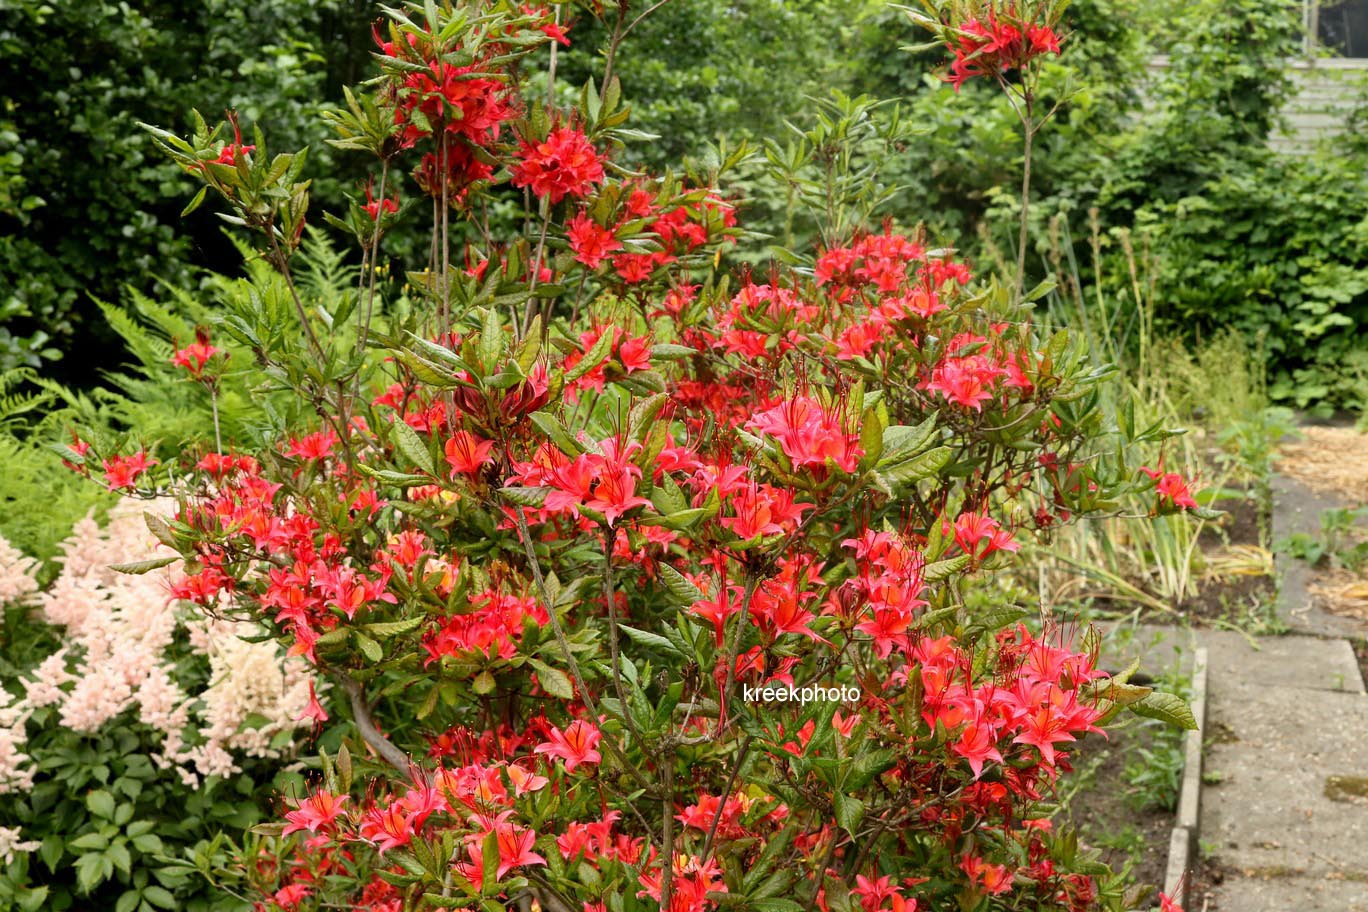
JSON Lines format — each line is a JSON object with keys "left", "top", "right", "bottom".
{"left": 364, "top": 180, "right": 400, "bottom": 221}
{"left": 493, "top": 821, "right": 547, "bottom": 879}
{"left": 102, "top": 451, "right": 157, "bottom": 491}
{"left": 511, "top": 127, "right": 605, "bottom": 204}
{"left": 297, "top": 680, "right": 329, "bottom": 723}
{"left": 445, "top": 430, "right": 494, "bottom": 478}
{"left": 566, "top": 212, "right": 622, "bottom": 268}
{"left": 534, "top": 720, "right": 603, "bottom": 772}
{"left": 282, "top": 790, "right": 348, "bottom": 836}
{"left": 171, "top": 328, "right": 222, "bottom": 378}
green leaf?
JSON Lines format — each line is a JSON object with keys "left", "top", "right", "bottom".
{"left": 873, "top": 446, "right": 952, "bottom": 489}
{"left": 75, "top": 853, "right": 105, "bottom": 892}
{"left": 107, "top": 842, "right": 131, "bottom": 874}
{"left": 649, "top": 343, "right": 695, "bottom": 360}
{"left": 501, "top": 485, "right": 551, "bottom": 506}
{"left": 478, "top": 306, "right": 503, "bottom": 370}
{"left": 858, "top": 408, "right": 884, "bottom": 466}
{"left": 880, "top": 413, "right": 938, "bottom": 460}
{"left": 564, "top": 327, "right": 614, "bottom": 383}
{"left": 87, "top": 790, "right": 116, "bottom": 819}
{"left": 833, "top": 792, "right": 864, "bottom": 835}
{"left": 923, "top": 554, "right": 970, "bottom": 582}
{"left": 354, "top": 465, "right": 432, "bottom": 486}
{"left": 142, "top": 886, "right": 177, "bottom": 910}
{"left": 1129, "top": 691, "right": 1198, "bottom": 730}
{"left": 180, "top": 186, "right": 208, "bottom": 218}
{"left": 390, "top": 419, "right": 437, "bottom": 477}
{"left": 529, "top": 412, "right": 582, "bottom": 454}
{"left": 110, "top": 556, "right": 179, "bottom": 576}
{"left": 69, "top": 832, "right": 109, "bottom": 852}
{"left": 750, "top": 900, "right": 804, "bottom": 912}
{"left": 528, "top": 658, "right": 574, "bottom": 699}
{"left": 472, "top": 671, "right": 496, "bottom": 695}
{"left": 658, "top": 564, "right": 704, "bottom": 604}
{"left": 618, "top": 624, "right": 683, "bottom": 656}
{"left": 363, "top": 616, "right": 426, "bottom": 638}
{"left": 144, "top": 512, "right": 178, "bottom": 550}
{"left": 354, "top": 632, "right": 383, "bottom": 663}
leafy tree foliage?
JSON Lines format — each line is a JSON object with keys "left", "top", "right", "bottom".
{"left": 0, "top": 0, "right": 372, "bottom": 380}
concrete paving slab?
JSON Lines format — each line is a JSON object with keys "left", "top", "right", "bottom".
{"left": 1203, "top": 629, "right": 1365, "bottom": 694}
{"left": 1201, "top": 685, "right": 1368, "bottom": 877}
{"left": 1207, "top": 873, "right": 1368, "bottom": 912}
{"left": 1272, "top": 474, "right": 1368, "bottom": 639}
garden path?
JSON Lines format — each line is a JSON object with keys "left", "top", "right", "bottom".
{"left": 1187, "top": 463, "right": 1368, "bottom": 911}
{"left": 1195, "top": 630, "right": 1368, "bottom": 911}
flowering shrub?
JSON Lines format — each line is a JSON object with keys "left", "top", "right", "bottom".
{"left": 0, "top": 501, "right": 315, "bottom": 912}
{"left": 69, "top": 2, "right": 1202, "bottom": 910}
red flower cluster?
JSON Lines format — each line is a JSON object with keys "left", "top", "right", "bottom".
{"left": 510, "top": 126, "right": 605, "bottom": 204}
{"left": 511, "top": 436, "right": 651, "bottom": 528}
{"left": 1141, "top": 465, "right": 1199, "bottom": 510}
{"left": 746, "top": 395, "right": 863, "bottom": 476}
{"left": 101, "top": 450, "right": 156, "bottom": 491}
{"left": 422, "top": 589, "right": 549, "bottom": 666}
{"left": 945, "top": 10, "right": 1064, "bottom": 90}
{"left": 171, "top": 328, "right": 222, "bottom": 379}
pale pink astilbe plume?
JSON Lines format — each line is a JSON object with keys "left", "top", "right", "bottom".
{"left": 37, "top": 500, "right": 180, "bottom": 732}
{"left": 0, "top": 693, "right": 34, "bottom": 796}
{"left": 23, "top": 650, "right": 73, "bottom": 709}
{"left": 15, "top": 498, "right": 311, "bottom": 786}
{"left": 186, "top": 618, "right": 314, "bottom": 781}
{"left": 0, "top": 535, "right": 39, "bottom": 605}
{"left": 59, "top": 665, "right": 135, "bottom": 733}
{"left": 135, "top": 664, "right": 189, "bottom": 734}
{"left": 0, "top": 825, "right": 39, "bottom": 864}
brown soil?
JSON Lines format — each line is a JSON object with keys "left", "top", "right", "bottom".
{"left": 1184, "top": 492, "right": 1278, "bottom": 627}
{"left": 1176, "top": 571, "right": 1277, "bottom": 628}
{"left": 1062, "top": 723, "right": 1176, "bottom": 902}
{"left": 1197, "top": 488, "right": 1268, "bottom": 552}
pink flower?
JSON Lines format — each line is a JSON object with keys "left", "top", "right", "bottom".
{"left": 534, "top": 720, "right": 603, "bottom": 772}
{"left": 282, "top": 791, "right": 348, "bottom": 836}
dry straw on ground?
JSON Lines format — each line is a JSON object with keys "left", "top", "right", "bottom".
{"left": 1276, "top": 426, "right": 1368, "bottom": 506}
{"left": 1309, "top": 568, "right": 1368, "bottom": 620}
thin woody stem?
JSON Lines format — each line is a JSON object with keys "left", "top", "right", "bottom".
{"left": 511, "top": 505, "right": 654, "bottom": 793}
{"left": 337, "top": 672, "right": 412, "bottom": 779}
{"left": 1014, "top": 90, "right": 1036, "bottom": 303}
{"left": 602, "top": 526, "right": 646, "bottom": 752}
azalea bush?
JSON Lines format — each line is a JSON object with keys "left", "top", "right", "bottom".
{"left": 48, "top": 2, "right": 1201, "bottom": 910}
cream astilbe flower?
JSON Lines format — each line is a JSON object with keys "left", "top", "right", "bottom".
{"left": 0, "top": 535, "right": 38, "bottom": 605}
{"left": 10, "top": 498, "right": 315, "bottom": 788}
{"left": 0, "top": 692, "right": 34, "bottom": 796}
{"left": 188, "top": 617, "right": 314, "bottom": 780}
{"left": 0, "top": 825, "right": 39, "bottom": 865}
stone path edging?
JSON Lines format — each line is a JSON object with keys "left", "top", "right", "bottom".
{"left": 1164, "top": 645, "right": 1209, "bottom": 908}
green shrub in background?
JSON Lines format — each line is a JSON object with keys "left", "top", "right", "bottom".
{"left": 1092, "top": 0, "right": 1368, "bottom": 412}
{"left": 0, "top": 0, "right": 373, "bottom": 378}
{"left": 557, "top": 0, "right": 854, "bottom": 170}
{"left": 2, "top": 0, "right": 1364, "bottom": 413}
